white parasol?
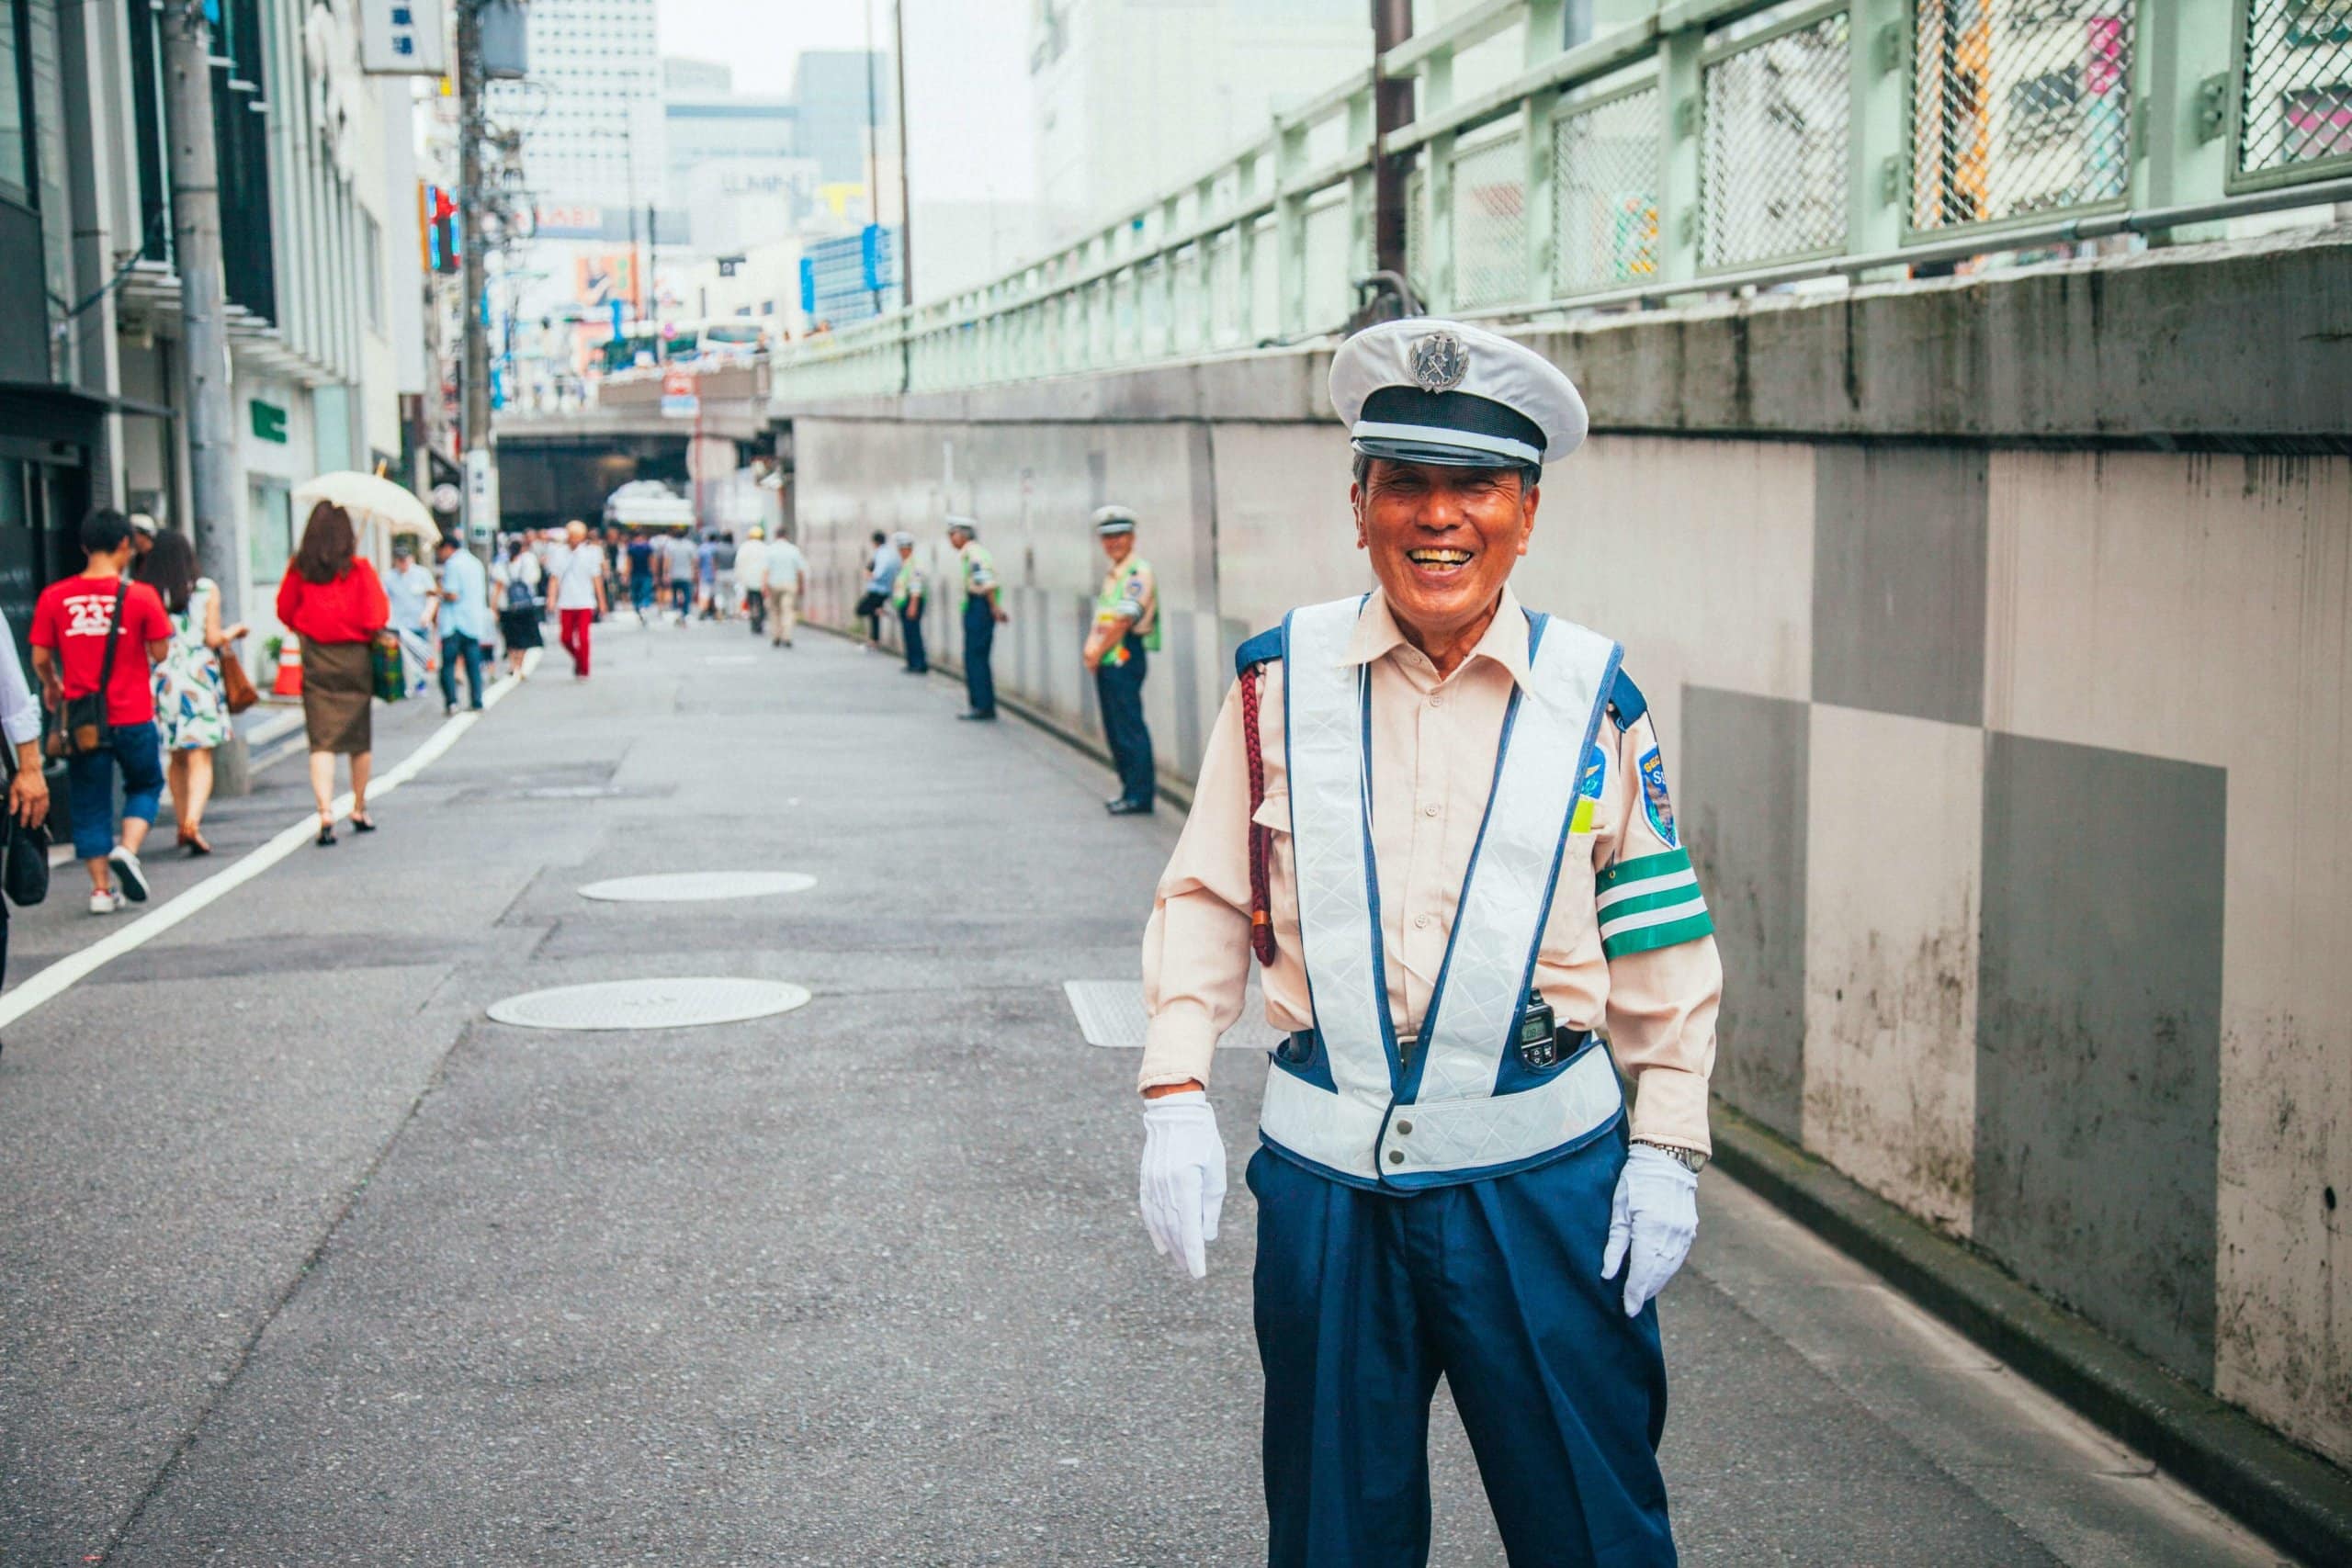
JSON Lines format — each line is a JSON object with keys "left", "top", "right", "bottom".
{"left": 292, "top": 471, "right": 441, "bottom": 543}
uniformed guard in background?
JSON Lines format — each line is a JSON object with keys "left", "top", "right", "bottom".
{"left": 947, "top": 516, "right": 1007, "bottom": 721}
{"left": 888, "top": 530, "right": 927, "bottom": 674}
{"left": 1084, "top": 505, "right": 1158, "bottom": 816}
{"left": 1133, "top": 319, "right": 1723, "bottom": 1566}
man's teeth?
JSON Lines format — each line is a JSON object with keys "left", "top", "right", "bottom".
{"left": 1408, "top": 549, "right": 1473, "bottom": 565}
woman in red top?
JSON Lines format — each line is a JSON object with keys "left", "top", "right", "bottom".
{"left": 276, "top": 502, "right": 390, "bottom": 846}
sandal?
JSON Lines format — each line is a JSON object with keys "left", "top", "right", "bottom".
{"left": 316, "top": 822, "right": 337, "bottom": 848}
{"left": 183, "top": 826, "right": 212, "bottom": 856}
{"left": 349, "top": 812, "right": 378, "bottom": 833}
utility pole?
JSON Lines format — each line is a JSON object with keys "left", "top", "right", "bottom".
{"left": 891, "top": 0, "right": 914, "bottom": 305}
{"left": 159, "top": 0, "right": 249, "bottom": 791}
{"left": 1371, "top": 0, "right": 1414, "bottom": 290}
{"left": 458, "top": 0, "right": 495, "bottom": 561}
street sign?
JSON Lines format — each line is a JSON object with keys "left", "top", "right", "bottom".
{"left": 661, "top": 367, "right": 699, "bottom": 420}
{"left": 358, "top": 0, "right": 447, "bottom": 75}
{"left": 464, "top": 447, "right": 497, "bottom": 545}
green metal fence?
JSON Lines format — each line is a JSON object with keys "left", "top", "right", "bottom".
{"left": 768, "top": 0, "right": 2352, "bottom": 402}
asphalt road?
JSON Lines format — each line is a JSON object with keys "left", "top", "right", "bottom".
{"left": 0, "top": 616, "right": 2292, "bottom": 1565}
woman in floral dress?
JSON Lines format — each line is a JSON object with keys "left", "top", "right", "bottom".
{"left": 136, "top": 530, "right": 246, "bottom": 855}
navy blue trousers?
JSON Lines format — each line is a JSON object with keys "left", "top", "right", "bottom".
{"left": 1250, "top": 1131, "right": 1675, "bottom": 1568}
{"left": 963, "top": 600, "right": 996, "bottom": 715}
{"left": 900, "top": 606, "right": 927, "bottom": 672}
{"left": 1093, "top": 641, "right": 1154, "bottom": 807}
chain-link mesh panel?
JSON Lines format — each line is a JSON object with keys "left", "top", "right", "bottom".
{"left": 1911, "top": 1, "right": 2135, "bottom": 231}
{"left": 1702, "top": 9, "right": 1852, "bottom": 269}
{"left": 2238, "top": 0, "right": 2352, "bottom": 177}
{"left": 1451, "top": 131, "right": 1528, "bottom": 308}
{"left": 1555, "top": 86, "right": 1663, "bottom": 295}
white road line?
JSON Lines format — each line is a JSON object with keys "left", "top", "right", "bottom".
{"left": 0, "top": 649, "right": 541, "bottom": 1031}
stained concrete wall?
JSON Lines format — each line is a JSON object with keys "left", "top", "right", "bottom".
{"left": 783, "top": 231, "right": 2352, "bottom": 1469}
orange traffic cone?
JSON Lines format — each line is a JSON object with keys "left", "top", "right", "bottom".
{"left": 270, "top": 640, "right": 303, "bottom": 697}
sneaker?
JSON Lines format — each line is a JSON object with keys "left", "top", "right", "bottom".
{"left": 109, "top": 845, "right": 150, "bottom": 903}
{"left": 89, "top": 888, "right": 125, "bottom": 916}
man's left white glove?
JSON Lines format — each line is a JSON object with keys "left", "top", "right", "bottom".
{"left": 1138, "top": 1090, "right": 1227, "bottom": 1279}
{"left": 1600, "top": 1144, "right": 1700, "bottom": 1316}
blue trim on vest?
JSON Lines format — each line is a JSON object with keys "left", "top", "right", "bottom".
{"left": 1608, "top": 667, "right": 1646, "bottom": 730}
{"left": 1487, "top": 637, "right": 1623, "bottom": 1097}
{"left": 1269, "top": 1031, "right": 1339, "bottom": 1094}
{"left": 1235, "top": 626, "right": 1284, "bottom": 677}
{"left": 1396, "top": 608, "right": 1544, "bottom": 1106}
{"left": 1355, "top": 653, "right": 1408, "bottom": 1093}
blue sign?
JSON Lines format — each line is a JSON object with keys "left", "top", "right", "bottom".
{"left": 800, "top": 227, "right": 901, "bottom": 327}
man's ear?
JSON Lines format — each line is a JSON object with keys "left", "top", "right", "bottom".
{"left": 1351, "top": 482, "right": 1367, "bottom": 550}
{"left": 1517, "top": 481, "right": 1540, "bottom": 558}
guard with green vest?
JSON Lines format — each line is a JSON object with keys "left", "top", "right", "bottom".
{"left": 948, "top": 515, "right": 1007, "bottom": 720}
{"left": 1083, "top": 505, "right": 1159, "bottom": 815}
{"left": 888, "top": 530, "right": 927, "bottom": 674}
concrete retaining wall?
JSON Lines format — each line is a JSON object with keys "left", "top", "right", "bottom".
{"left": 785, "top": 231, "right": 2352, "bottom": 1469}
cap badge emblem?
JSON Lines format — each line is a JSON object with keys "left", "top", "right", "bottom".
{"left": 1410, "top": 331, "right": 1469, "bottom": 393}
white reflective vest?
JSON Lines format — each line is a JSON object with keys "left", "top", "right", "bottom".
{"left": 1258, "top": 595, "right": 1628, "bottom": 1190}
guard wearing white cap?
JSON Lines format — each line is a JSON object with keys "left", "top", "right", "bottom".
{"left": 1084, "top": 505, "right": 1159, "bottom": 815}
{"left": 887, "top": 531, "right": 927, "bottom": 674}
{"left": 1134, "top": 319, "right": 1721, "bottom": 1566}
{"left": 946, "top": 516, "right": 1006, "bottom": 719}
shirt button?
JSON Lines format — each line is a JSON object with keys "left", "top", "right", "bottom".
{"left": 1396, "top": 1120, "right": 1414, "bottom": 1135}
{"left": 1423, "top": 804, "right": 1440, "bottom": 818}
{"left": 1387, "top": 1149, "right": 1406, "bottom": 1165}
{"left": 1428, "top": 696, "right": 1442, "bottom": 710}
{"left": 1414, "top": 913, "right": 1431, "bottom": 929}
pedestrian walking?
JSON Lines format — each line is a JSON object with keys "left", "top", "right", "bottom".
{"left": 947, "top": 516, "right": 1007, "bottom": 720}
{"left": 888, "top": 531, "right": 926, "bottom": 674}
{"left": 763, "top": 526, "right": 808, "bottom": 648}
{"left": 433, "top": 533, "right": 491, "bottom": 714}
{"left": 492, "top": 536, "right": 545, "bottom": 679}
{"left": 548, "top": 519, "right": 607, "bottom": 678}
{"left": 134, "top": 528, "right": 247, "bottom": 856}
{"left": 0, "top": 602, "right": 50, "bottom": 992}
{"left": 1135, "top": 320, "right": 1721, "bottom": 1568}
{"left": 854, "top": 529, "right": 896, "bottom": 647}
{"left": 276, "top": 502, "right": 390, "bottom": 847}
{"left": 665, "top": 530, "right": 698, "bottom": 620}
{"left": 733, "top": 525, "right": 771, "bottom": 636}
{"left": 28, "top": 509, "right": 169, "bottom": 910}
{"left": 382, "top": 537, "right": 438, "bottom": 699}
{"left": 626, "top": 530, "right": 657, "bottom": 618}
{"left": 711, "top": 531, "right": 739, "bottom": 622}
{"left": 1084, "top": 506, "right": 1159, "bottom": 815}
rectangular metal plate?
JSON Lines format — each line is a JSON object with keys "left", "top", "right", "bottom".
{"left": 1061, "top": 980, "right": 1280, "bottom": 1051}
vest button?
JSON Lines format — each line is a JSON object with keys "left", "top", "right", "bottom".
{"left": 1396, "top": 1120, "right": 1413, "bottom": 1135}
{"left": 1387, "top": 1149, "right": 1405, "bottom": 1165}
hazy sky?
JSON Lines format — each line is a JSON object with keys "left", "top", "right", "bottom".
{"left": 657, "top": 0, "right": 1038, "bottom": 203}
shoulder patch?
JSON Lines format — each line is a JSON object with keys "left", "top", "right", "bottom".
{"left": 1639, "top": 747, "right": 1677, "bottom": 847}
{"left": 1234, "top": 626, "right": 1284, "bottom": 678}
{"left": 1609, "top": 668, "right": 1648, "bottom": 730}
{"left": 1579, "top": 742, "right": 1607, "bottom": 801}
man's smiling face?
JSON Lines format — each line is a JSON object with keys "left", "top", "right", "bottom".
{"left": 1352, "top": 457, "right": 1539, "bottom": 644}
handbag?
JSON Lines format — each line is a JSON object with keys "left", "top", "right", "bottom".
{"left": 44, "top": 580, "right": 128, "bottom": 761}
{"left": 217, "top": 641, "right": 260, "bottom": 715}
{"left": 369, "top": 631, "right": 407, "bottom": 703}
{"left": 0, "top": 743, "right": 50, "bottom": 908}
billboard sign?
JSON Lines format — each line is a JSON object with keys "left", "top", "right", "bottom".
{"left": 360, "top": 0, "right": 447, "bottom": 76}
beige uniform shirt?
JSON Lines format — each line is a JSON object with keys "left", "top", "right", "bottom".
{"left": 1140, "top": 585, "right": 1721, "bottom": 1154}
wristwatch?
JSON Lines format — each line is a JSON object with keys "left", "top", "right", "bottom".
{"left": 1632, "top": 1139, "right": 1708, "bottom": 1174}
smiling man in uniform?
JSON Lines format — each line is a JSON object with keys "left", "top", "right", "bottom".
{"left": 1133, "top": 318, "right": 1722, "bottom": 1567}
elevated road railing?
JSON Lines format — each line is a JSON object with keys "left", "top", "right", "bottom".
{"left": 772, "top": 0, "right": 2352, "bottom": 402}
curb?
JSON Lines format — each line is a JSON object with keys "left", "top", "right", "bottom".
{"left": 1708, "top": 1100, "right": 2352, "bottom": 1567}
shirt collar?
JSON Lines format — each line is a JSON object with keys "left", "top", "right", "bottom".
{"left": 1345, "top": 583, "right": 1535, "bottom": 688}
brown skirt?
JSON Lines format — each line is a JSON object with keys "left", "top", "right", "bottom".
{"left": 300, "top": 637, "right": 374, "bottom": 755}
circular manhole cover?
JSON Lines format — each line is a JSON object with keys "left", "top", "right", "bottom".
{"left": 578, "top": 871, "right": 817, "bottom": 903}
{"left": 487, "top": 977, "right": 813, "bottom": 1032}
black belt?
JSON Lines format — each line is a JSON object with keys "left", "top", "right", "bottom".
{"left": 1279, "top": 1025, "right": 1590, "bottom": 1072}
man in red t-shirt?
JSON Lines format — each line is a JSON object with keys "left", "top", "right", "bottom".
{"left": 29, "top": 510, "right": 173, "bottom": 913}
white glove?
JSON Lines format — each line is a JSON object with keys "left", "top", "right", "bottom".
{"left": 1137, "top": 1090, "right": 1227, "bottom": 1279}
{"left": 1600, "top": 1144, "right": 1700, "bottom": 1316}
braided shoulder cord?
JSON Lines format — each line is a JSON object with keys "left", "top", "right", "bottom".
{"left": 1240, "top": 664, "right": 1278, "bottom": 965}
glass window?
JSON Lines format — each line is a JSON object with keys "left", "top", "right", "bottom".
{"left": 0, "top": 0, "right": 28, "bottom": 206}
